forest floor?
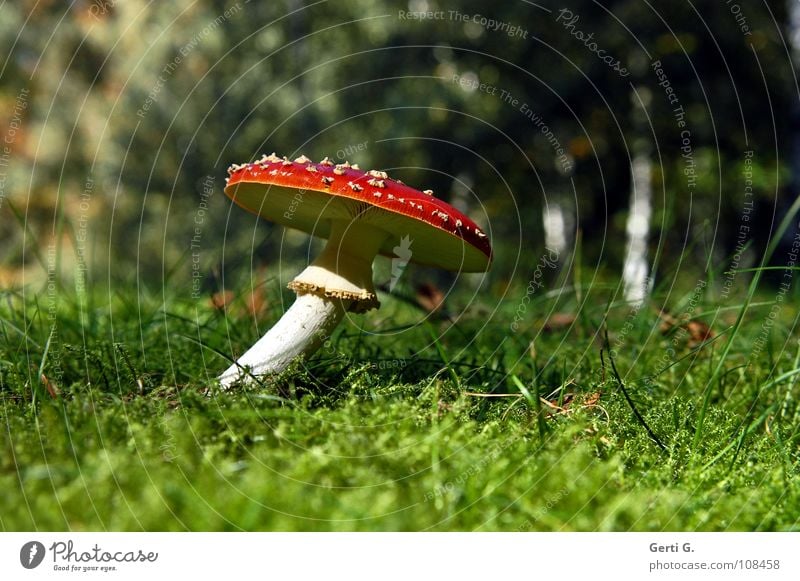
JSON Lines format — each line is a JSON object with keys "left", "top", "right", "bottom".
{"left": 1, "top": 273, "right": 798, "bottom": 531}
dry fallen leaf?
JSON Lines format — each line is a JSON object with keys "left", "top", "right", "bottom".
{"left": 40, "top": 374, "right": 60, "bottom": 399}
{"left": 658, "top": 310, "right": 714, "bottom": 348}
{"left": 542, "top": 313, "right": 576, "bottom": 332}
{"left": 210, "top": 290, "right": 234, "bottom": 311}
{"left": 658, "top": 310, "right": 680, "bottom": 334}
{"left": 685, "top": 319, "right": 714, "bottom": 348}
{"left": 246, "top": 284, "right": 268, "bottom": 317}
{"left": 583, "top": 391, "right": 602, "bottom": 407}
{"left": 549, "top": 392, "right": 575, "bottom": 410}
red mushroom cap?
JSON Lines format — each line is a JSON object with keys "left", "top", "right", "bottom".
{"left": 224, "top": 154, "right": 492, "bottom": 272}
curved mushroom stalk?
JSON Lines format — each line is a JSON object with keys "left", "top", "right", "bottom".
{"left": 218, "top": 293, "right": 347, "bottom": 389}
{"left": 218, "top": 219, "right": 386, "bottom": 389}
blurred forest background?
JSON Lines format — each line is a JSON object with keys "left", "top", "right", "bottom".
{"left": 0, "top": 0, "right": 797, "bottom": 302}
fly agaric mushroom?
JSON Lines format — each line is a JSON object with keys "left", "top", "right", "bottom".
{"left": 218, "top": 153, "right": 492, "bottom": 388}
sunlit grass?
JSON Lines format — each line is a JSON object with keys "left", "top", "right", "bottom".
{"left": 0, "top": 268, "right": 798, "bottom": 531}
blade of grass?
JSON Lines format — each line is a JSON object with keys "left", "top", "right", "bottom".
{"left": 511, "top": 374, "right": 545, "bottom": 439}
{"left": 33, "top": 327, "right": 55, "bottom": 409}
{"left": 692, "top": 194, "right": 800, "bottom": 455}
{"left": 603, "top": 328, "right": 667, "bottom": 453}
{"left": 701, "top": 402, "right": 779, "bottom": 471}
{"left": 426, "top": 323, "right": 460, "bottom": 389}
{"left": 6, "top": 201, "right": 48, "bottom": 273}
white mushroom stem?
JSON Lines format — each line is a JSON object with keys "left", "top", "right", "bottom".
{"left": 218, "top": 293, "right": 348, "bottom": 389}
{"left": 218, "top": 219, "right": 389, "bottom": 389}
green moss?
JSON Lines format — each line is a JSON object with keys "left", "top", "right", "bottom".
{"left": 1, "top": 284, "right": 798, "bottom": 531}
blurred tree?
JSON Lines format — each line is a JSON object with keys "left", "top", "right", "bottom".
{"left": 0, "top": 0, "right": 794, "bottom": 296}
